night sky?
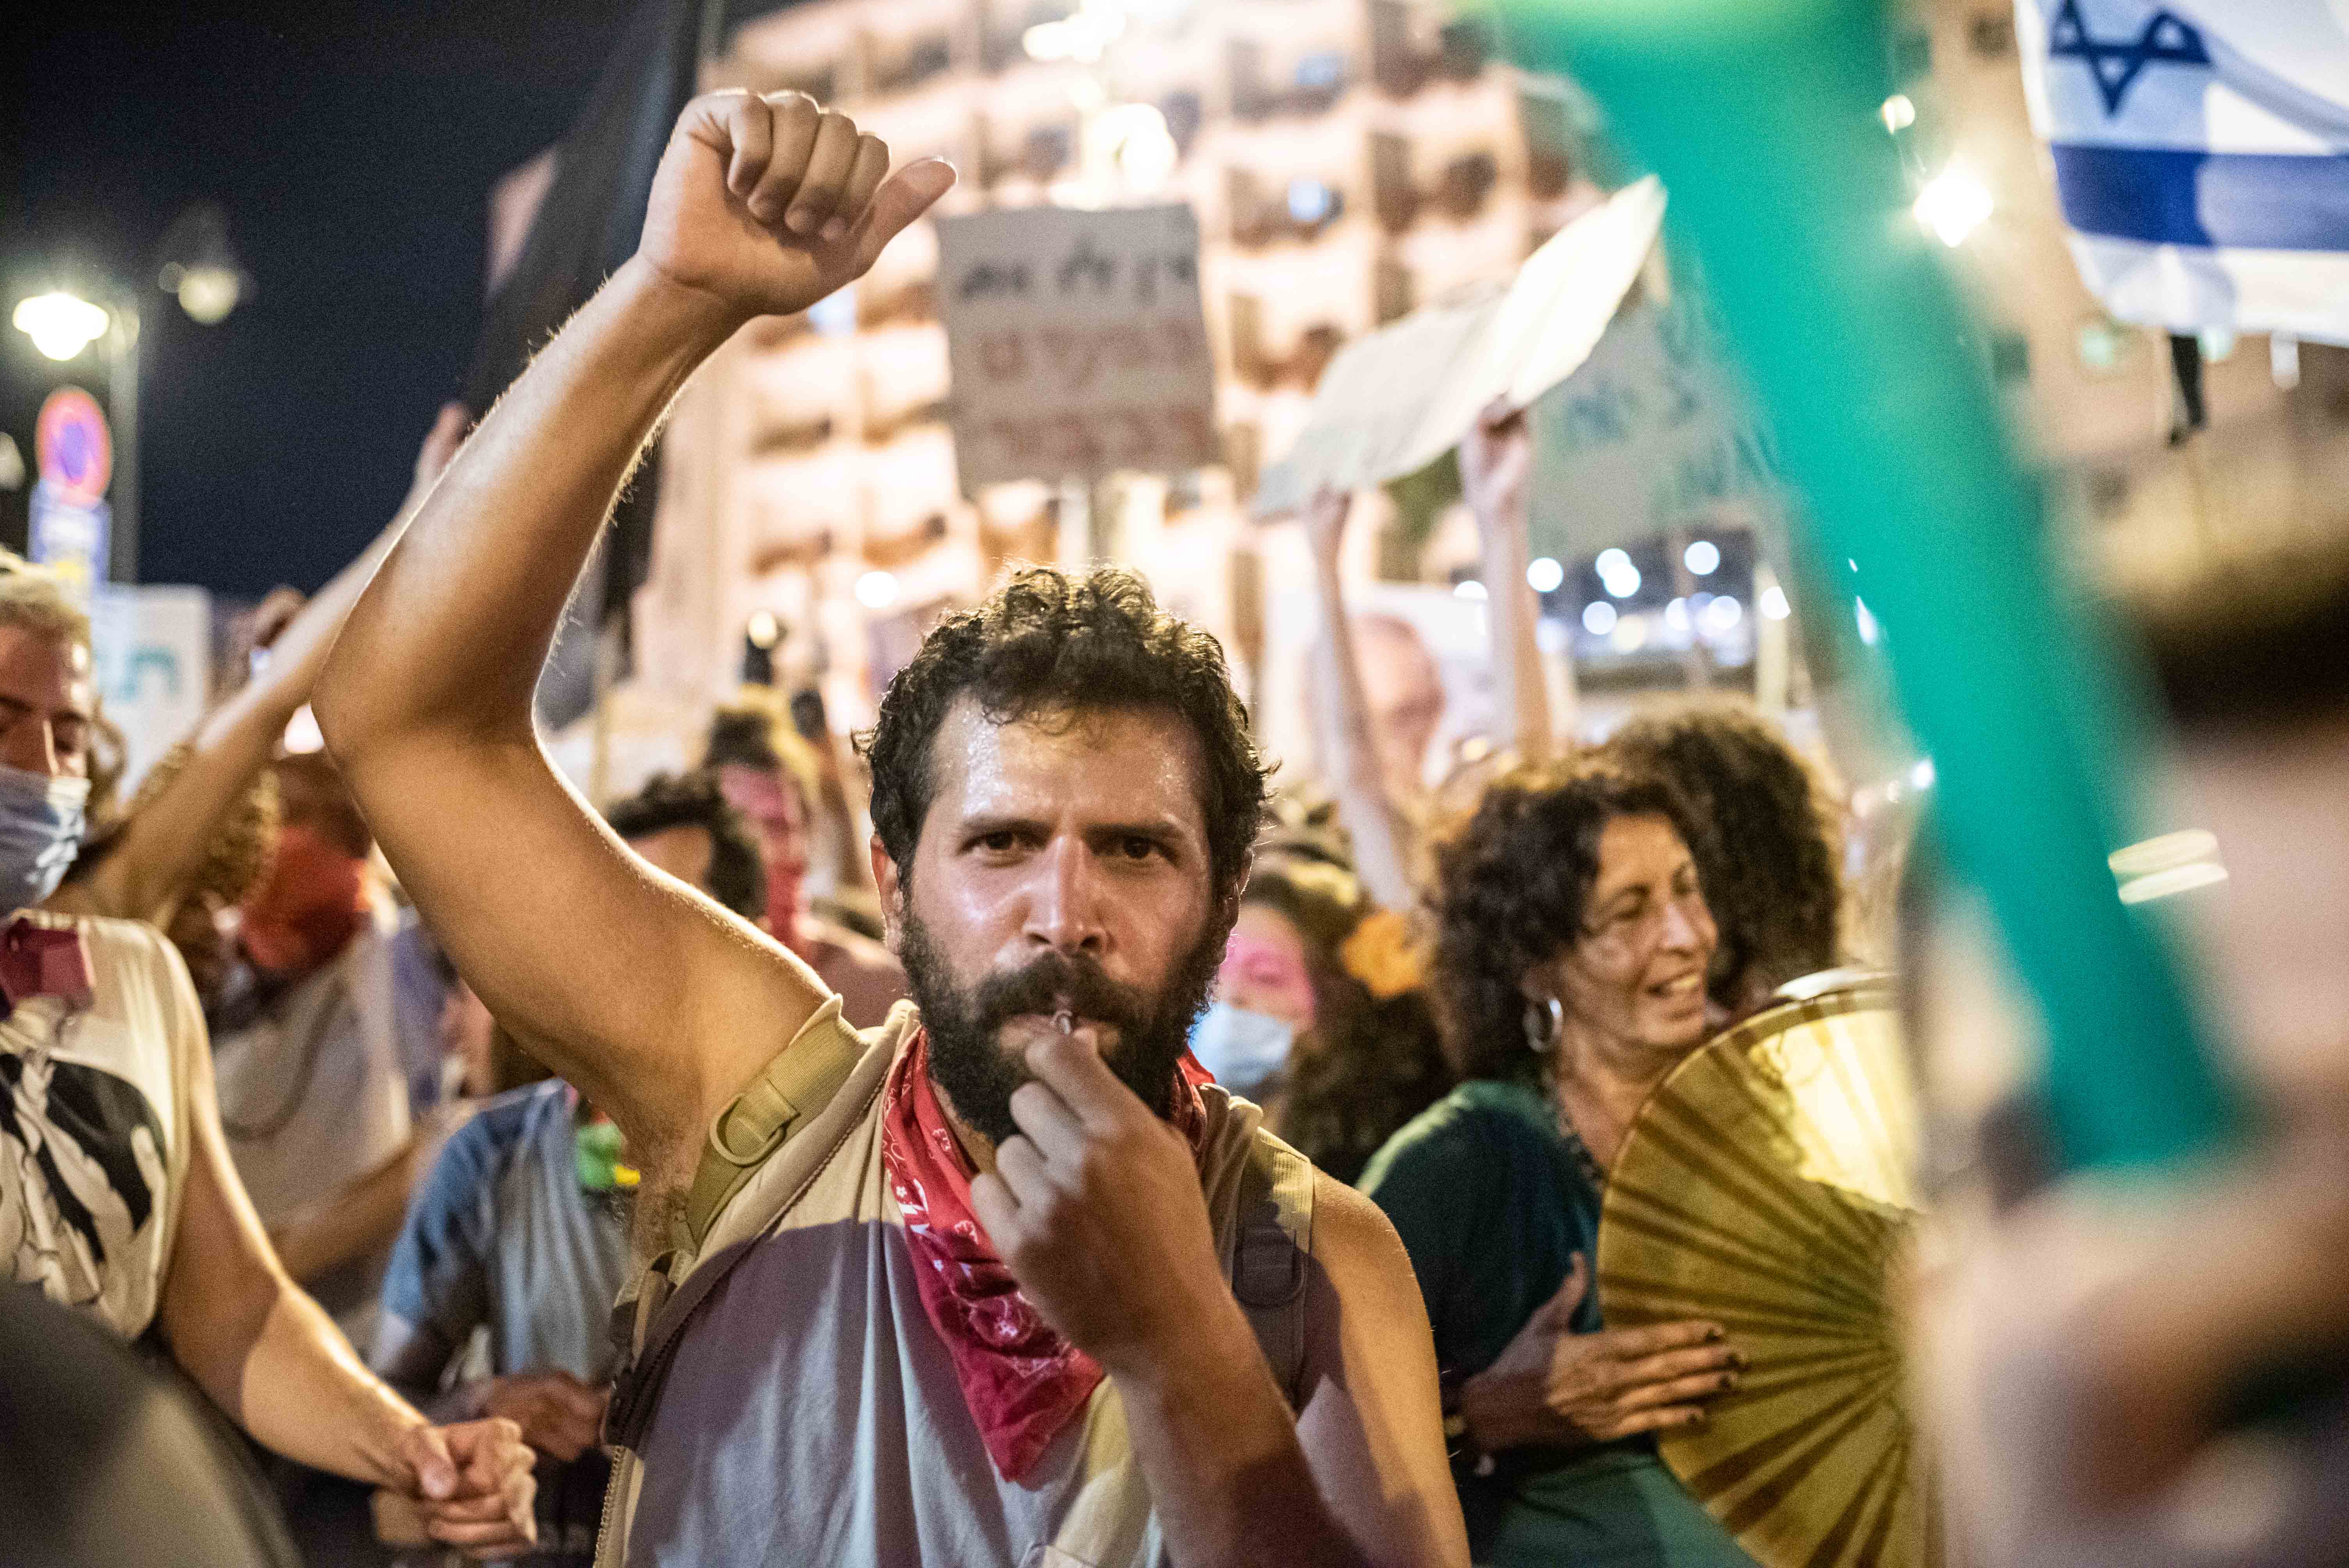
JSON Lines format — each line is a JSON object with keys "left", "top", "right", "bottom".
{"left": 5, "top": 1, "right": 641, "bottom": 601}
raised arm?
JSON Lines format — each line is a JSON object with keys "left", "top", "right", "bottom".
{"left": 1303, "top": 490, "right": 1419, "bottom": 914}
{"left": 314, "top": 93, "right": 952, "bottom": 1150}
{"left": 63, "top": 407, "right": 466, "bottom": 927}
{"left": 1460, "top": 404, "right": 1555, "bottom": 766}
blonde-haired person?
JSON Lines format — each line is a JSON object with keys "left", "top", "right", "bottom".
{"left": 50, "top": 403, "right": 466, "bottom": 945}
{"left": 0, "top": 552, "right": 534, "bottom": 1555}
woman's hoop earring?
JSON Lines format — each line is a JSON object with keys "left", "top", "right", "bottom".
{"left": 1523, "top": 995, "right": 1564, "bottom": 1055}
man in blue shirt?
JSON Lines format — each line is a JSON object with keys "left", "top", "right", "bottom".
{"left": 371, "top": 771, "right": 766, "bottom": 1564}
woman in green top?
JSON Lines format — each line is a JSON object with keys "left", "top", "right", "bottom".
{"left": 1361, "top": 760, "right": 1757, "bottom": 1567}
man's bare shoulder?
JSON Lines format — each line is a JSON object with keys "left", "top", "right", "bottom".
{"left": 1290, "top": 1167, "right": 1469, "bottom": 1566}
{"left": 1306, "top": 1170, "right": 1424, "bottom": 1300}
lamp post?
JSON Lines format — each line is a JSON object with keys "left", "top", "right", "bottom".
{"left": 105, "top": 300, "right": 140, "bottom": 584}
{"left": 11, "top": 289, "right": 139, "bottom": 581}
{"left": 11, "top": 204, "right": 248, "bottom": 583}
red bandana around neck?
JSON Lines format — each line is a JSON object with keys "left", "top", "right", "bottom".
{"left": 879, "top": 1026, "right": 1212, "bottom": 1481}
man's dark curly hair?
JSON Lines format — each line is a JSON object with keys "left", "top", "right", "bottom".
{"left": 1603, "top": 698, "right": 1840, "bottom": 1009}
{"left": 1431, "top": 759, "right": 1700, "bottom": 1086}
{"left": 604, "top": 768, "right": 767, "bottom": 923}
{"left": 861, "top": 565, "right": 1272, "bottom": 898}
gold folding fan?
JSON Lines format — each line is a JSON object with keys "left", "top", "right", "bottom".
{"left": 1598, "top": 973, "right": 1939, "bottom": 1568}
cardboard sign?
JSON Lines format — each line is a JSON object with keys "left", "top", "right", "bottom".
{"left": 936, "top": 203, "right": 1216, "bottom": 488}
{"left": 1253, "top": 176, "right": 1666, "bottom": 516}
{"left": 1526, "top": 290, "right": 1786, "bottom": 559}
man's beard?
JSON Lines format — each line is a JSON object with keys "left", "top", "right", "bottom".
{"left": 898, "top": 909, "right": 1227, "bottom": 1147}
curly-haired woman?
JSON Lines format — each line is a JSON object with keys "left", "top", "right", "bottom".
{"left": 1604, "top": 698, "right": 1842, "bottom": 1018}
{"left": 1194, "top": 854, "right": 1452, "bottom": 1186}
{"left": 1360, "top": 760, "right": 1756, "bottom": 1567}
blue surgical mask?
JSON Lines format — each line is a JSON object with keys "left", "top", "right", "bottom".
{"left": 1189, "top": 1003, "right": 1296, "bottom": 1102}
{"left": 0, "top": 764, "right": 89, "bottom": 912}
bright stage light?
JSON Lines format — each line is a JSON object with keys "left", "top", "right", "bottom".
{"left": 1582, "top": 601, "right": 1617, "bottom": 635}
{"left": 1759, "top": 584, "right": 1791, "bottom": 620}
{"left": 1526, "top": 556, "right": 1564, "bottom": 593}
{"left": 855, "top": 571, "right": 900, "bottom": 610}
{"left": 1683, "top": 538, "right": 1720, "bottom": 576}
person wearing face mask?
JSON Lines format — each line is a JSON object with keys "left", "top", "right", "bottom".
{"left": 0, "top": 553, "right": 537, "bottom": 1558}
{"left": 1361, "top": 759, "right": 1757, "bottom": 1568}
{"left": 47, "top": 403, "right": 467, "bottom": 1000}
{"left": 1195, "top": 853, "right": 1451, "bottom": 1186}
{"left": 209, "top": 750, "right": 424, "bottom": 1340}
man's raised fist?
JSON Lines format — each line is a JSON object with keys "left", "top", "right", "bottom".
{"left": 638, "top": 90, "right": 955, "bottom": 326}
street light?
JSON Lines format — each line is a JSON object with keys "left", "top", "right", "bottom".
{"left": 155, "top": 203, "right": 249, "bottom": 326}
{"left": 11, "top": 206, "right": 246, "bottom": 583}
{"left": 14, "top": 287, "right": 141, "bottom": 581}
{"left": 1914, "top": 163, "right": 1993, "bottom": 247}
{"left": 12, "top": 293, "right": 111, "bottom": 362}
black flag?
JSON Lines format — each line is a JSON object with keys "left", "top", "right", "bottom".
{"left": 465, "top": 0, "right": 710, "bottom": 727}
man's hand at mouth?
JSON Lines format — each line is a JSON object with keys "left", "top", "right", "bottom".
{"left": 970, "top": 1028, "right": 1233, "bottom": 1377}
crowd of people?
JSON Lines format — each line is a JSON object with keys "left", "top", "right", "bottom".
{"left": 5, "top": 86, "right": 2344, "bottom": 1568}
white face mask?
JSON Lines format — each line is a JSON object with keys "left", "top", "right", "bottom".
{"left": 0, "top": 763, "right": 88, "bottom": 912}
{"left": 1188, "top": 1002, "right": 1296, "bottom": 1101}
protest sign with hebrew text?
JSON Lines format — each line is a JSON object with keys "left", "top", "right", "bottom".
{"left": 937, "top": 203, "right": 1217, "bottom": 489}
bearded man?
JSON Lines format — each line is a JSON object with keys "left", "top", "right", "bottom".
{"left": 314, "top": 90, "right": 1467, "bottom": 1568}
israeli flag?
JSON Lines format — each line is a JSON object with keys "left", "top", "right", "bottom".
{"left": 2017, "top": 0, "right": 2349, "bottom": 344}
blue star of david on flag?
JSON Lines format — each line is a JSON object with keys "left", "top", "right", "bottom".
{"left": 2020, "top": 0, "right": 2349, "bottom": 344}
{"left": 2047, "top": 0, "right": 2212, "bottom": 115}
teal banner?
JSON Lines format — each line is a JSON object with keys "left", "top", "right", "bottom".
{"left": 1497, "top": 0, "right": 2236, "bottom": 1170}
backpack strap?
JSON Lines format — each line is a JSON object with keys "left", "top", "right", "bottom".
{"left": 605, "top": 1000, "right": 893, "bottom": 1454}
{"left": 672, "top": 995, "right": 865, "bottom": 1257}
{"left": 1227, "top": 1133, "right": 1316, "bottom": 1409}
